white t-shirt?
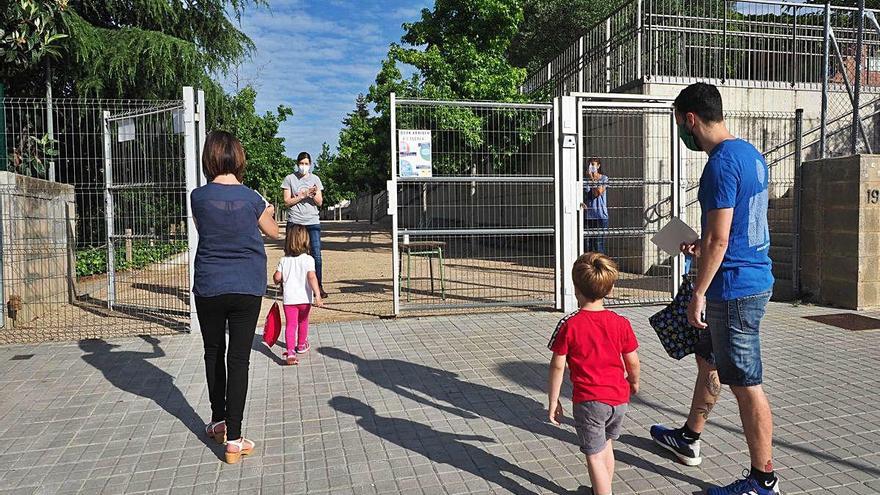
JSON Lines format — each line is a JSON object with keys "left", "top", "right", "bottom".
{"left": 276, "top": 254, "right": 316, "bottom": 305}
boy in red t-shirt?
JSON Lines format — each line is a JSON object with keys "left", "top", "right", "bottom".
{"left": 547, "top": 252, "right": 640, "bottom": 495}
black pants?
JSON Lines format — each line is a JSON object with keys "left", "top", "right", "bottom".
{"left": 195, "top": 294, "right": 261, "bottom": 441}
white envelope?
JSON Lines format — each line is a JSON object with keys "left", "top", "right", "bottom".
{"left": 651, "top": 217, "right": 699, "bottom": 256}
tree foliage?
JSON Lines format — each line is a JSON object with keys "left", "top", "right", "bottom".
{"left": 213, "top": 86, "right": 295, "bottom": 206}
{"left": 509, "top": 0, "right": 620, "bottom": 73}
{"left": 1, "top": 0, "right": 261, "bottom": 109}
{"left": 1, "top": 0, "right": 69, "bottom": 76}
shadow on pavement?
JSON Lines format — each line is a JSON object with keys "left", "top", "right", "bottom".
{"left": 329, "top": 396, "right": 568, "bottom": 495}
{"left": 79, "top": 336, "right": 223, "bottom": 459}
{"left": 498, "top": 359, "right": 880, "bottom": 480}
{"left": 318, "top": 347, "right": 578, "bottom": 445}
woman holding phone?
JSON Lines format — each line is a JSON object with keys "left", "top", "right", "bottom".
{"left": 282, "top": 152, "right": 328, "bottom": 299}
{"left": 581, "top": 157, "right": 609, "bottom": 253}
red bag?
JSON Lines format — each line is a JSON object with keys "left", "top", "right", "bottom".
{"left": 262, "top": 302, "right": 281, "bottom": 347}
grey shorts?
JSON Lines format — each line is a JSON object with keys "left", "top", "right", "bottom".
{"left": 573, "top": 401, "right": 628, "bottom": 455}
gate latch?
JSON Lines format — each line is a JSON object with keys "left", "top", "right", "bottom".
{"left": 562, "top": 134, "right": 577, "bottom": 149}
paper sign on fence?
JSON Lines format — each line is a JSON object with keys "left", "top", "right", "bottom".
{"left": 651, "top": 217, "right": 699, "bottom": 256}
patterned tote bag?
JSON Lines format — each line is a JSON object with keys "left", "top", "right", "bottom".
{"left": 649, "top": 256, "right": 701, "bottom": 360}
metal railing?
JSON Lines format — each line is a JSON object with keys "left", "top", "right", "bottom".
{"left": 523, "top": 0, "right": 880, "bottom": 96}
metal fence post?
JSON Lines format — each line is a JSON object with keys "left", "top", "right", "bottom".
{"left": 636, "top": 0, "right": 643, "bottom": 81}
{"left": 183, "top": 87, "right": 199, "bottom": 332}
{"left": 605, "top": 17, "right": 612, "bottom": 92}
{"left": 102, "top": 111, "right": 116, "bottom": 309}
{"left": 671, "top": 110, "right": 683, "bottom": 293}
{"left": 723, "top": 1, "right": 728, "bottom": 82}
{"left": 853, "top": 0, "right": 865, "bottom": 155}
{"left": 559, "top": 96, "right": 579, "bottom": 313}
{"left": 46, "top": 61, "right": 56, "bottom": 182}
{"left": 821, "top": 1, "right": 830, "bottom": 158}
{"left": 793, "top": 109, "right": 804, "bottom": 298}
{"left": 389, "top": 92, "right": 400, "bottom": 316}
{"left": 197, "top": 90, "right": 208, "bottom": 186}
{"left": 553, "top": 99, "right": 562, "bottom": 310}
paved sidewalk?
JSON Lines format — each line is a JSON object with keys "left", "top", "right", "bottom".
{"left": 0, "top": 303, "right": 879, "bottom": 494}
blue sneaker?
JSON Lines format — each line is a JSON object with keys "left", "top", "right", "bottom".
{"left": 707, "top": 473, "right": 781, "bottom": 495}
{"left": 650, "top": 424, "right": 702, "bottom": 466}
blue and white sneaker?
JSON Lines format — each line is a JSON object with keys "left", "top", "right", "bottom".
{"left": 650, "top": 424, "right": 702, "bottom": 466}
{"left": 706, "top": 472, "right": 781, "bottom": 495}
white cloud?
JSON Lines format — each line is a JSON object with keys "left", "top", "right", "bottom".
{"left": 222, "top": 1, "right": 432, "bottom": 157}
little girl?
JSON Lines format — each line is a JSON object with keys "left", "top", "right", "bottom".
{"left": 273, "top": 225, "right": 323, "bottom": 365}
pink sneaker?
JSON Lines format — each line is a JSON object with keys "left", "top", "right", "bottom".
{"left": 295, "top": 341, "right": 311, "bottom": 354}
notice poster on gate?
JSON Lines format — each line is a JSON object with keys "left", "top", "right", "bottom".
{"left": 398, "top": 130, "right": 432, "bottom": 178}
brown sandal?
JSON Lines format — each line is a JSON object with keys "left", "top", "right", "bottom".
{"left": 225, "top": 437, "right": 255, "bottom": 464}
{"left": 205, "top": 421, "right": 226, "bottom": 444}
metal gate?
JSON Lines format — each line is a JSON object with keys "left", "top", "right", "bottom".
{"left": 0, "top": 87, "right": 204, "bottom": 343}
{"left": 573, "top": 94, "right": 681, "bottom": 307}
{"left": 389, "top": 95, "right": 559, "bottom": 314}
{"left": 101, "top": 91, "right": 202, "bottom": 329}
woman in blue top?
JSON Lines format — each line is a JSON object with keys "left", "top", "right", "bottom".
{"left": 191, "top": 131, "right": 279, "bottom": 464}
{"left": 581, "top": 157, "right": 610, "bottom": 253}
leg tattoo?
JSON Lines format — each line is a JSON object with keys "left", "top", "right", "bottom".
{"left": 696, "top": 371, "right": 722, "bottom": 420}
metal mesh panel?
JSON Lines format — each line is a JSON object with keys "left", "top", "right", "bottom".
{"left": 580, "top": 106, "right": 675, "bottom": 305}
{"left": 0, "top": 98, "right": 190, "bottom": 343}
{"left": 681, "top": 111, "right": 800, "bottom": 298}
{"left": 393, "top": 100, "right": 556, "bottom": 311}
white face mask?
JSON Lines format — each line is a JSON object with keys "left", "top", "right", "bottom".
{"left": 299, "top": 165, "right": 310, "bottom": 175}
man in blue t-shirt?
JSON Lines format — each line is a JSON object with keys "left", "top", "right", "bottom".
{"left": 649, "top": 83, "right": 779, "bottom": 495}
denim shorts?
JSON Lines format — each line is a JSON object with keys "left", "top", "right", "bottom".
{"left": 694, "top": 290, "right": 772, "bottom": 387}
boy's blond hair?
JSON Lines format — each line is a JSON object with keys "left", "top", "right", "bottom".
{"left": 572, "top": 252, "right": 618, "bottom": 301}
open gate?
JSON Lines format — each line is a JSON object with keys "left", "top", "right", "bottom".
{"left": 101, "top": 88, "right": 206, "bottom": 330}
{"left": 388, "top": 93, "right": 686, "bottom": 315}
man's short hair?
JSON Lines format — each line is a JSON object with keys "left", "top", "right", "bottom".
{"left": 572, "top": 252, "right": 619, "bottom": 301}
{"left": 674, "top": 82, "right": 724, "bottom": 123}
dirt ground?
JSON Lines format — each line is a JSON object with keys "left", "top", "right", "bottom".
{"left": 260, "top": 220, "right": 394, "bottom": 325}
{"left": 2, "top": 219, "right": 674, "bottom": 344}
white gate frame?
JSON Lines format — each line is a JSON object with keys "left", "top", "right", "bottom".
{"left": 184, "top": 87, "right": 207, "bottom": 332}
{"left": 558, "top": 93, "right": 684, "bottom": 314}
{"left": 101, "top": 87, "right": 205, "bottom": 330}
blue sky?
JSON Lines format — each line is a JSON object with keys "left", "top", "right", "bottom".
{"left": 222, "top": 0, "right": 432, "bottom": 159}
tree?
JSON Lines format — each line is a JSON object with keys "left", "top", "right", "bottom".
{"left": 213, "top": 86, "right": 295, "bottom": 206}
{"left": 509, "top": 0, "right": 620, "bottom": 73}
{"left": 320, "top": 94, "right": 385, "bottom": 205}
{"left": 393, "top": 0, "right": 527, "bottom": 101}
{"left": 1, "top": 0, "right": 68, "bottom": 79}
{"left": 1, "top": 0, "right": 260, "bottom": 117}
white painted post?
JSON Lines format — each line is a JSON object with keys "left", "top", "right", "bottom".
{"left": 578, "top": 37, "right": 585, "bottom": 93}
{"left": 197, "top": 90, "right": 208, "bottom": 186}
{"left": 559, "top": 96, "right": 579, "bottom": 313}
{"left": 636, "top": 0, "right": 643, "bottom": 81}
{"left": 552, "top": 99, "right": 562, "bottom": 310}
{"left": 605, "top": 17, "right": 612, "bottom": 92}
{"left": 183, "top": 87, "right": 200, "bottom": 333}
{"left": 671, "top": 111, "right": 684, "bottom": 294}
{"left": 102, "top": 111, "right": 116, "bottom": 308}
{"left": 390, "top": 93, "right": 400, "bottom": 316}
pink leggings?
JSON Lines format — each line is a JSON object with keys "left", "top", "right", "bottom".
{"left": 283, "top": 304, "right": 311, "bottom": 354}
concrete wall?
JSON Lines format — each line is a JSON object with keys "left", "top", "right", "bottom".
{"left": 642, "top": 81, "right": 825, "bottom": 300}
{"left": 0, "top": 172, "right": 76, "bottom": 328}
{"left": 801, "top": 154, "right": 880, "bottom": 310}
